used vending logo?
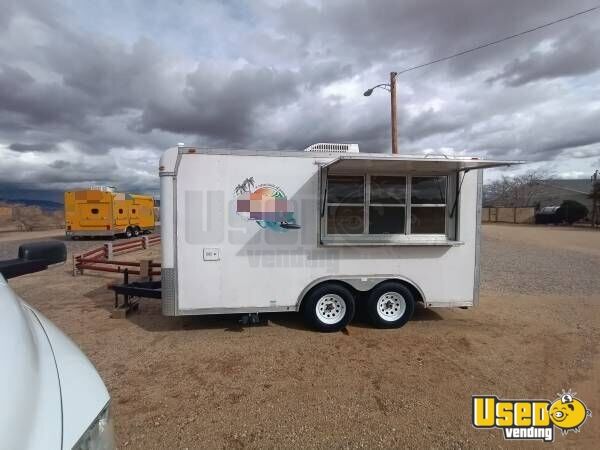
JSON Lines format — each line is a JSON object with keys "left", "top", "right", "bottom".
{"left": 472, "top": 390, "right": 591, "bottom": 442}
{"left": 234, "top": 177, "right": 301, "bottom": 232}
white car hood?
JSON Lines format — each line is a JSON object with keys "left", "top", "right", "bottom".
{"left": 0, "top": 275, "right": 110, "bottom": 450}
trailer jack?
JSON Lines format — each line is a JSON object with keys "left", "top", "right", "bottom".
{"left": 238, "top": 313, "right": 268, "bottom": 326}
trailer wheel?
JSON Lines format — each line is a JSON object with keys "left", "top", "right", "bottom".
{"left": 133, "top": 226, "right": 141, "bottom": 237}
{"left": 302, "top": 284, "right": 355, "bottom": 332}
{"left": 125, "top": 227, "right": 133, "bottom": 239}
{"left": 366, "top": 282, "right": 415, "bottom": 329}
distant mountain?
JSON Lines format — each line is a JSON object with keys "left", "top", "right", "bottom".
{"left": 0, "top": 198, "right": 63, "bottom": 212}
{"left": 0, "top": 187, "right": 65, "bottom": 204}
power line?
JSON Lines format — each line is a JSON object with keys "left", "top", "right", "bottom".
{"left": 395, "top": 4, "right": 600, "bottom": 75}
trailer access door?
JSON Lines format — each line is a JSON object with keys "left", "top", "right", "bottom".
{"left": 129, "top": 204, "right": 140, "bottom": 222}
{"left": 114, "top": 200, "right": 129, "bottom": 228}
{"left": 77, "top": 202, "right": 110, "bottom": 227}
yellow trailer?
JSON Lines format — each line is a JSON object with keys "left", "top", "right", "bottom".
{"left": 64, "top": 188, "right": 155, "bottom": 239}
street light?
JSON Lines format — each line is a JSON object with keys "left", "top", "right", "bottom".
{"left": 363, "top": 84, "right": 390, "bottom": 96}
{"left": 363, "top": 72, "right": 398, "bottom": 154}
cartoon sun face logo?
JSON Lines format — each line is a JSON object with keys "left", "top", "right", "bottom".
{"left": 548, "top": 391, "right": 591, "bottom": 433}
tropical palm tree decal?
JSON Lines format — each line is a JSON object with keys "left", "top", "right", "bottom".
{"left": 235, "top": 177, "right": 255, "bottom": 195}
{"left": 234, "top": 176, "right": 300, "bottom": 232}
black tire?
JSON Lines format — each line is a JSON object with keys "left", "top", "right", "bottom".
{"left": 302, "top": 283, "right": 355, "bottom": 332}
{"left": 133, "top": 226, "right": 141, "bottom": 237}
{"left": 125, "top": 227, "right": 133, "bottom": 239}
{"left": 366, "top": 281, "right": 415, "bottom": 329}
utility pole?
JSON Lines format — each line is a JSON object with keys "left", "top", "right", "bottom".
{"left": 363, "top": 73, "right": 399, "bottom": 154}
{"left": 390, "top": 72, "right": 398, "bottom": 154}
{"left": 592, "top": 169, "right": 599, "bottom": 228}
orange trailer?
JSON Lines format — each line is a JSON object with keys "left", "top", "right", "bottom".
{"left": 64, "top": 188, "right": 155, "bottom": 239}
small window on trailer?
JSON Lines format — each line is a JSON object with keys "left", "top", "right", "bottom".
{"left": 369, "top": 176, "right": 406, "bottom": 234}
{"left": 410, "top": 177, "right": 447, "bottom": 234}
{"left": 326, "top": 176, "right": 364, "bottom": 234}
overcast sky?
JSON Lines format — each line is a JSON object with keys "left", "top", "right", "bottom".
{"left": 1, "top": 0, "right": 599, "bottom": 198}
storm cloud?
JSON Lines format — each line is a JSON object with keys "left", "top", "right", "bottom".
{"left": 489, "top": 25, "right": 600, "bottom": 86}
{"left": 0, "top": 0, "right": 599, "bottom": 195}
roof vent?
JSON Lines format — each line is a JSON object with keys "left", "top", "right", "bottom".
{"left": 89, "top": 186, "right": 116, "bottom": 192}
{"left": 304, "top": 143, "right": 359, "bottom": 153}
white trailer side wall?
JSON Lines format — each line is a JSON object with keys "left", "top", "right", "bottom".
{"left": 169, "top": 152, "right": 479, "bottom": 314}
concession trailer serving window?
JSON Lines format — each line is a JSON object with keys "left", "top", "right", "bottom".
{"left": 319, "top": 154, "right": 518, "bottom": 246}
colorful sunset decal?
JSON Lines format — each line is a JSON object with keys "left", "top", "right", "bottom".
{"left": 235, "top": 177, "right": 300, "bottom": 232}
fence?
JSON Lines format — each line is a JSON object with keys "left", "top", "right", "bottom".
{"left": 0, "top": 206, "right": 13, "bottom": 220}
{"left": 482, "top": 207, "right": 535, "bottom": 224}
{"left": 73, "top": 234, "right": 161, "bottom": 277}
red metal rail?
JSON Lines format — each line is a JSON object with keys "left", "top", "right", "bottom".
{"left": 80, "top": 247, "right": 105, "bottom": 258}
{"left": 73, "top": 235, "right": 161, "bottom": 277}
{"left": 76, "top": 264, "right": 161, "bottom": 276}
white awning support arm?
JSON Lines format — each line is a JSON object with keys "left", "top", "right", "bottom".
{"left": 320, "top": 167, "right": 328, "bottom": 218}
{"left": 450, "top": 169, "right": 470, "bottom": 218}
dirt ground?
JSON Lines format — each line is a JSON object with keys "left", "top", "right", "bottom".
{"left": 3, "top": 224, "right": 599, "bottom": 449}
{"left": 0, "top": 228, "right": 64, "bottom": 244}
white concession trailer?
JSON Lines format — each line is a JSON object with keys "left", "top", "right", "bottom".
{"left": 159, "top": 143, "right": 519, "bottom": 331}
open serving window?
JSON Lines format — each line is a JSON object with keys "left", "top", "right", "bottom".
{"left": 318, "top": 155, "right": 520, "bottom": 246}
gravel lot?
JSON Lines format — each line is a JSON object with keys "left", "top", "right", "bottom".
{"left": 481, "top": 225, "right": 600, "bottom": 297}
{"left": 2, "top": 224, "right": 599, "bottom": 449}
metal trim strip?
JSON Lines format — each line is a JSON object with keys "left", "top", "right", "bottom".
{"left": 473, "top": 170, "right": 483, "bottom": 307}
{"left": 161, "top": 268, "right": 177, "bottom": 316}
{"left": 177, "top": 306, "right": 295, "bottom": 315}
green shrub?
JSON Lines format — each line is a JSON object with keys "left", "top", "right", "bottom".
{"left": 557, "top": 200, "right": 588, "bottom": 224}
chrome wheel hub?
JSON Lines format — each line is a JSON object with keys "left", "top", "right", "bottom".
{"left": 315, "top": 294, "right": 346, "bottom": 325}
{"left": 376, "top": 292, "right": 406, "bottom": 321}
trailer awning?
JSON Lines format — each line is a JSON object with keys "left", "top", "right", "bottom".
{"left": 322, "top": 154, "right": 523, "bottom": 174}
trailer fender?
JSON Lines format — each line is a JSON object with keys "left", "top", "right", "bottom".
{"left": 296, "top": 275, "right": 425, "bottom": 311}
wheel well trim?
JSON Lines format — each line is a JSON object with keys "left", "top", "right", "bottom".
{"left": 296, "top": 275, "right": 425, "bottom": 310}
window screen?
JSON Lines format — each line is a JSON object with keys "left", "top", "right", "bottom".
{"left": 369, "top": 206, "right": 405, "bottom": 234}
{"left": 327, "top": 176, "right": 364, "bottom": 203}
{"left": 410, "top": 176, "right": 447, "bottom": 234}
{"left": 327, "top": 206, "right": 364, "bottom": 234}
{"left": 369, "top": 176, "right": 406, "bottom": 234}
{"left": 326, "top": 176, "right": 364, "bottom": 234}
{"left": 370, "top": 176, "right": 406, "bottom": 204}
